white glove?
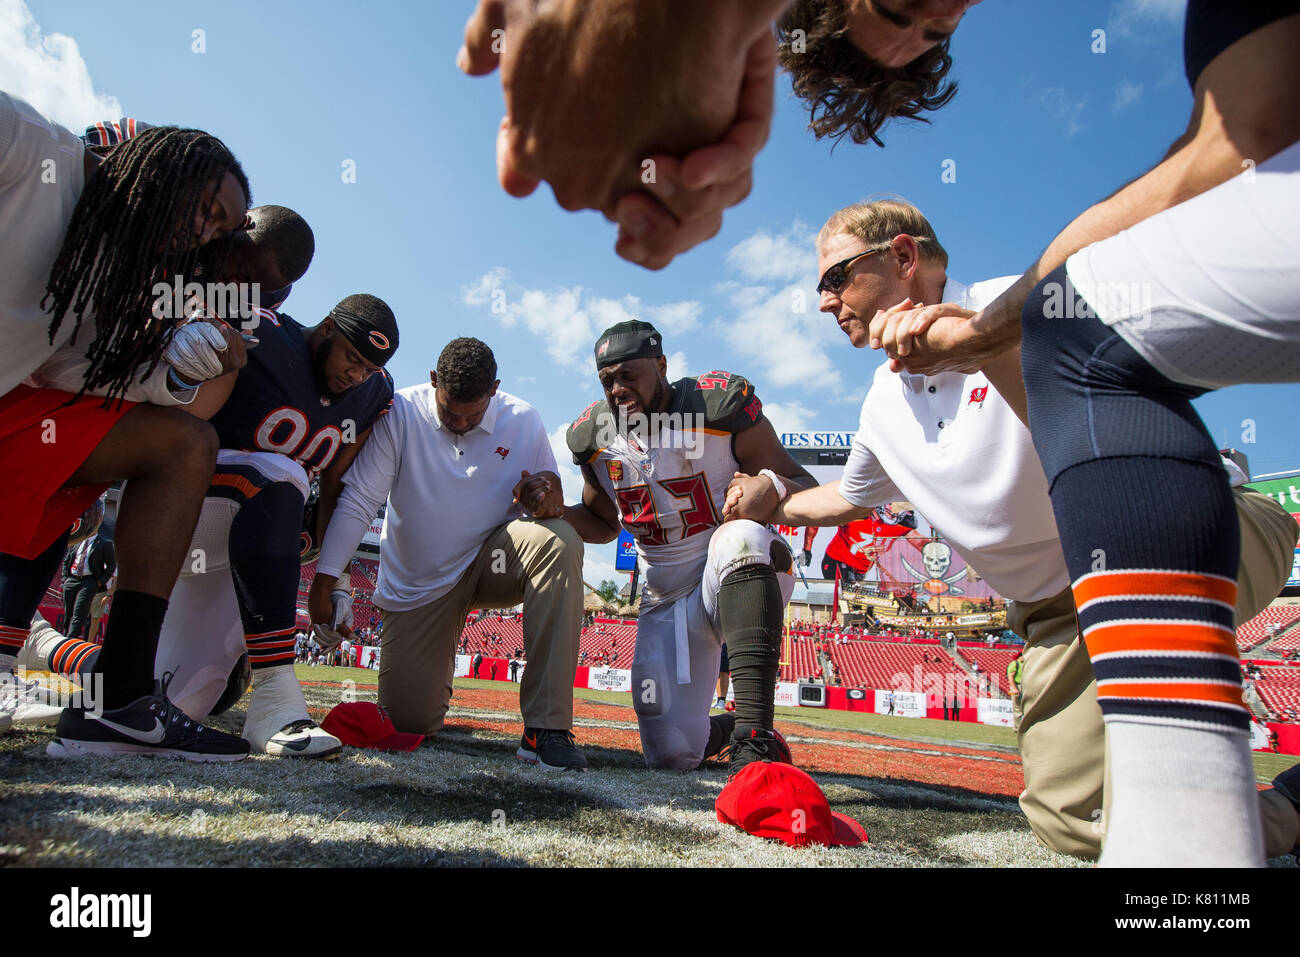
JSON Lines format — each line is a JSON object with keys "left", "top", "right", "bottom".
{"left": 163, "top": 321, "right": 229, "bottom": 382}
{"left": 311, "top": 589, "right": 354, "bottom": 653}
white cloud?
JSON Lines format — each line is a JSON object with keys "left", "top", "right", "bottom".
{"left": 663, "top": 350, "right": 692, "bottom": 379}
{"left": 725, "top": 223, "right": 818, "bottom": 284}
{"left": 1035, "top": 86, "right": 1087, "bottom": 138}
{"left": 545, "top": 422, "right": 623, "bottom": 590}
{"left": 761, "top": 400, "right": 817, "bottom": 437}
{"left": 1112, "top": 79, "right": 1143, "bottom": 112}
{"left": 461, "top": 266, "right": 508, "bottom": 308}
{"left": 547, "top": 423, "right": 584, "bottom": 504}
{"left": 0, "top": 0, "right": 121, "bottom": 130}
{"left": 713, "top": 282, "right": 842, "bottom": 392}
{"left": 643, "top": 299, "right": 702, "bottom": 335}
{"left": 464, "top": 270, "right": 702, "bottom": 370}
{"left": 1108, "top": 0, "right": 1184, "bottom": 38}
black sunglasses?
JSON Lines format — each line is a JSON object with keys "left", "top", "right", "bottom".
{"left": 816, "top": 247, "right": 885, "bottom": 294}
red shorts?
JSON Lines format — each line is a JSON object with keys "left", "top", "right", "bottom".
{"left": 0, "top": 385, "right": 135, "bottom": 559}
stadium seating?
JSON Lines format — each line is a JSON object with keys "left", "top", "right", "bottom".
{"left": 780, "top": 633, "right": 820, "bottom": 682}
{"left": 957, "top": 647, "right": 1018, "bottom": 695}
{"left": 826, "top": 639, "right": 970, "bottom": 695}
{"left": 1236, "top": 605, "right": 1300, "bottom": 652}
{"left": 1253, "top": 666, "right": 1300, "bottom": 722}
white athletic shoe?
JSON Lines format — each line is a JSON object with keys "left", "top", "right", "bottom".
{"left": 0, "top": 670, "right": 64, "bottom": 733}
{"left": 242, "top": 664, "right": 341, "bottom": 759}
{"left": 711, "top": 698, "right": 727, "bottom": 712}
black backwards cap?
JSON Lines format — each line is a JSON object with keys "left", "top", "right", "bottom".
{"left": 594, "top": 320, "right": 663, "bottom": 369}
{"left": 329, "top": 298, "right": 399, "bottom": 367}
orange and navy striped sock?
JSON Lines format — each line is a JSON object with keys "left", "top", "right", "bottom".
{"left": 1074, "top": 568, "right": 1246, "bottom": 731}
{"left": 227, "top": 479, "right": 304, "bottom": 672}
{"left": 1050, "top": 458, "right": 1261, "bottom": 865}
{"left": 245, "top": 627, "right": 298, "bottom": 670}
{"left": 0, "top": 623, "right": 27, "bottom": 660}
{"left": 46, "top": 636, "right": 102, "bottom": 680}
{"left": 1054, "top": 459, "right": 1247, "bottom": 732}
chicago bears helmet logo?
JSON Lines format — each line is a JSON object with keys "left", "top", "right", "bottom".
{"left": 368, "top": 331, "right": 391, "bottom": 350}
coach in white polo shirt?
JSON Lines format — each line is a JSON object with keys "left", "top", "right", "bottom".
{"left": 309, "top": 338, "right": 587, "bottom": 770}
{"left": 763, "top": 200, "right": 1298, "bottom": 859}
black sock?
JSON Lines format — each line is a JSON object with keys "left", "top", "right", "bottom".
{"left": 717, "top": 564, "right": 782, "bottom": 736}
{"left": 95, "top": 590, "right": 168, "bottom": 709}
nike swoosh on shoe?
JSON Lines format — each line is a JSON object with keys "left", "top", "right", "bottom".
{"left": 92, "top": 715, "right": 167, "bottom": 744}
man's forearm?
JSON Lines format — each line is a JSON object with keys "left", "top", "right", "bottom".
{"left": 316, "top": 486, "right": 375, "bottom": 578}
{"left": 562, "top": 503, "right": 620, "bottom": 545}
{"left": 774, "top": 482, "right": 870, "bottom": 528}
{"left": 981, "top": 344, "right": 1028, "bottom": 426}
{"left": 975, "top": 92, "right": 1297, "bottom": 353}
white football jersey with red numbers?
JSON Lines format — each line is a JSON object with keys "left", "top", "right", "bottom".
{"left": 567, "top": 372, "right": 765, "bottom": 609}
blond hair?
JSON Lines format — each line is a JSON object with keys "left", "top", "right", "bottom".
{"left": 818, "top": 199, "right": 949, "bottom": 269}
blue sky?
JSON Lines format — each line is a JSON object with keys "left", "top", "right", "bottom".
{"left": 5, "top": 0, "right": 1296, "bottom": 586}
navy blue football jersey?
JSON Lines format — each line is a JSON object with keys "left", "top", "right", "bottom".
{"left": 209, "top": 310, "right": 394, "bottom": 476}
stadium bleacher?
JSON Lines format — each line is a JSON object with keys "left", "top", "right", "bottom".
{"left": 957, "top": 646, "right": 1018, "bottom": 695}
{"left": 1236, "top": 605, "right": 1300, "bottom": 653}
{"left": 1253, "top": 665, "right": 1300, "bottom": 722}
{"left": 780, "top": 634, "right": 821, "bottom": 682}
{"left": 826, "top": 639, "right": 971, "bottom": 695}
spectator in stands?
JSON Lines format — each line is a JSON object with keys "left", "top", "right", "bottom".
{"left": 770, "top": 198, "right": 1300, "bottom": 862}
{"left": 308, "top": 338, "right": 587, "bottom": 769}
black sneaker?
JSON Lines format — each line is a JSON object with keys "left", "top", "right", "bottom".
{"left": 700, "top": 712, "right": 737, "bottom": 765}
{"left": 517, "top": 728, "right": 588, "bottom": 771}
{"left": 722, "top": 727, "right": 792, "bottom": 778}
{"left": 46, "top": 674, "right": 250, "bottom": 762}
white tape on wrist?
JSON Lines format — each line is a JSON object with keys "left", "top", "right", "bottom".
{"left": 759, "top": 468, "right": 790, "bottom": 502}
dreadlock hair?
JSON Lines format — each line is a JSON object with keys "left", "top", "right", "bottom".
{"left": 41, "top": 126, "right": 250, "bottom": 403}
{"left": 436, "top": 338, "right": 498, "bottom": 402}
{"left": 777, "top": 0, "right": 958, "bottom": 147}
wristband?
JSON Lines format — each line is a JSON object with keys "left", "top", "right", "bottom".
{"left": 167, "top": 366, "right": 198, "bottom": 395}
{"left": 759, "top": 468, "right": 789, "bottom": 502}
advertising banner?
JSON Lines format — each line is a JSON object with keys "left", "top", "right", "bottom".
{"left": 874, "top": 689, "right": 926, "bottom": 717}
{"left": 587, "top": 667, "right": 633, "bottom": 693}
{"left": 615, "top": 530, "right": 638, "bottom": 573}
{"left": 774, "top": 682, "right": 800, "bottom": 708}
{"left": 978, "top": 697, "right": 1014, "bottom": 727}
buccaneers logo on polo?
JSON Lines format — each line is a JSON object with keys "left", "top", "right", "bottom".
{"left": 606, "top": 460, "right": 623, "bottom": 482}
{"left": 968, "top": 386, "right": 988, "bottom": 406}
{"left": 494, "top": 447, "right": 510, "bottom": 459}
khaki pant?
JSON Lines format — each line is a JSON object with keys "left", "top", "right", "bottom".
{"left": 1011, "top": 488, "right": 1300, "bottom": 860}
{"left": 374, "top": 519, "right": 584, "bottom": 736}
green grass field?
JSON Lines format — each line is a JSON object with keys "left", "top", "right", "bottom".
{"left": 0, "top": 665, "right": 1294, "bottom": 867}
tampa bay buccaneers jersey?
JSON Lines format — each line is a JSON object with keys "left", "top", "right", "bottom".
{"left": 567, "top": 371, "right": 765, "bottom": 608}
{"left": 209, "top": 309, "right": 394, "bottom": 477}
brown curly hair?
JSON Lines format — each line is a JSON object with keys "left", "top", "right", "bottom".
{"left": 777, "top": 0, "right": 958, "bottom": 147}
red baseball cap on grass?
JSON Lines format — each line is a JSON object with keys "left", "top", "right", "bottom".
{"left": 320, "top": 702, "right": 424, "bottom": 752}
{"left": 716, "top": 763, "right": 868, "bottom": 847}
